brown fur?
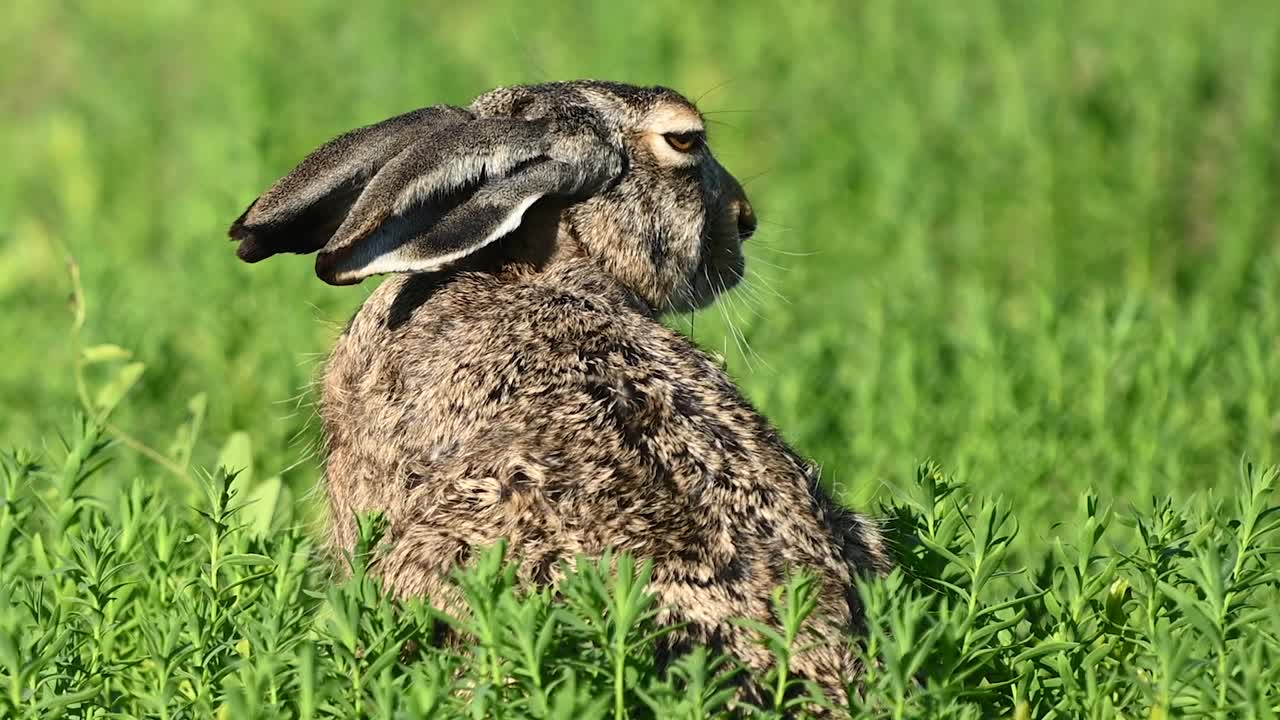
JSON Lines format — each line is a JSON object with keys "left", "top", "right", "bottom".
{"left": 229, "top": 80, "right": 891, "bottom": 705}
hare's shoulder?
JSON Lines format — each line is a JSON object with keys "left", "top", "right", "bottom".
{"left": 335, "top": 269, "right": 749, "bottom": 418}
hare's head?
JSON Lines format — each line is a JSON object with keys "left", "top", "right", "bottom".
{"left": 229, "top": 80, "right": 755, "bottom": 313}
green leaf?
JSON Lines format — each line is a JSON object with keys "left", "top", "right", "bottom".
{"left": 1011, "top": 641, "right": 1076, "bottom": 665}
{"left": 218, "top": 431, "right": 254, "bottom": 491}
{"left": 1158, "top": 581, "right": 1224, "bottom": 648}
{"left": 219, "top": 553, "right": 274, "bottom": 567}
{"left": 242, "top": 475, "right": 287, "bottom": 536}
{"left": 169, "top": 392, "right": 208, "bottom": 469}
{"left": 35, "top": 680, "right": 102, "bottom": 712}
{"left": 81, "top": 343, "right": 133, "bottom": 364}
{"left": 93, "top": 361, "right": 146, "bottom": 415}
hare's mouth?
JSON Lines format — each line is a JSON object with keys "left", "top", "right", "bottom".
{"left": 669, "top": 237, "right": 744, "bottom": 313}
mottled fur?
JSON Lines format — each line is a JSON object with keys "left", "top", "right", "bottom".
{"left": 229, "top": 80, "right": 891, "bottom": 704}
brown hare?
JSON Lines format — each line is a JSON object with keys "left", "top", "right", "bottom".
{"left": 229, "top": 80, "right": 890, "bottom": 704}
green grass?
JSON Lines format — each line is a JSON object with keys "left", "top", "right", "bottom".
{"left": 3, "top": 0, "right": 1280, "bottom": 716}
{"left": 4, "top": 422, "right": 1279, "bottom": 717}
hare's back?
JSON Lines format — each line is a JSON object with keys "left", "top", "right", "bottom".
{"left": 324, "top": 268, "right": 811, "bottom": 549}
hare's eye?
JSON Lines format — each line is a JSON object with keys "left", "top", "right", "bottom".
{"left": 664, "top": 131, "right": 701, "bottom": 153}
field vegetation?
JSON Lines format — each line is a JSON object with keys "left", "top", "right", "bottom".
{"left": 2, "top": 2, "right": 1278, "bottom": 716}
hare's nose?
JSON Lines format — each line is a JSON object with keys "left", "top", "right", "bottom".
{"left": 734, "top": 199, "right": 757, "bottom": 241}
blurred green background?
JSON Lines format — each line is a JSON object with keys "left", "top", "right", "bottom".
{"left": 2, "top": 1, "right": 1277, "bottom": 530}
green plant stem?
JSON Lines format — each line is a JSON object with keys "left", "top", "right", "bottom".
{"left": 62, "top": 249, "right": 191, "bottom": 484}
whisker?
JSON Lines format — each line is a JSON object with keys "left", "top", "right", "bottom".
{"left": 730, "top": 286, "right": 767, "bottom": 319}
{"left": 748, "top": 269, "right": 791, "bottom": 306}
{"left": 757, "top": 218, "right": 795, "bottom": 230}
{"left": 750, "top": 243, "right": 820, "bottom": 258}
{"left": 707, "top": 265, "right": 745, "bottom": 367}
{"left": 723, "top": 288, "right": 770, "bottom": 370}
{"left": 716, "top": 275, "right": 761, "bottom": 371}
{"left": 745, "top": 254, "right": 793, "bottom": 273}
{"left": 737, "top": 169, "right": 773, "bottom": 187}
{"left": 704, "top": 118, "right": 741, "bottom": 132}
{"left": 731, "top": 276, "right": 760, "bottom": 303}
{"left": 724, "top": 306, "right": 752, "bottom": 370}
{"left": 694, "top": 78, "right": 737, "bottom": 105}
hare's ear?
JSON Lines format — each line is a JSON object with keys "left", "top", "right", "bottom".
{"left": 312, "top": 116, "right": 620, "bottom": 285}
{"left": 230, "top": 107, "right": 622, "bottom": 286}
{"left": 229, "top": 105, "right": 472, "bottom": 263}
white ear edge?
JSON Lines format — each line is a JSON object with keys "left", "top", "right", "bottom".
{"left": 483, "top": 193, "right": 545, "bottom": 245}
{"left": 327, "top": 193, "right": 544, "bottom": 283}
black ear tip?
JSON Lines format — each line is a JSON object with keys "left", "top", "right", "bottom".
{"left": 228, "top": 210, "right": 265, "bottom": 258}
{"left": 315, "top": 251, "right": 362, "bottom": 286}
{"left": 228, "top": 221, "right": 250, "bottom": 242}
{"left": 234, "top": 235, "right": 272, "bottom": 263}
{"left": 230, "top": 203, "right": 277, "bottom": 262}
{"left": 228, "top": 201, "right": 257, "bottom": 239}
